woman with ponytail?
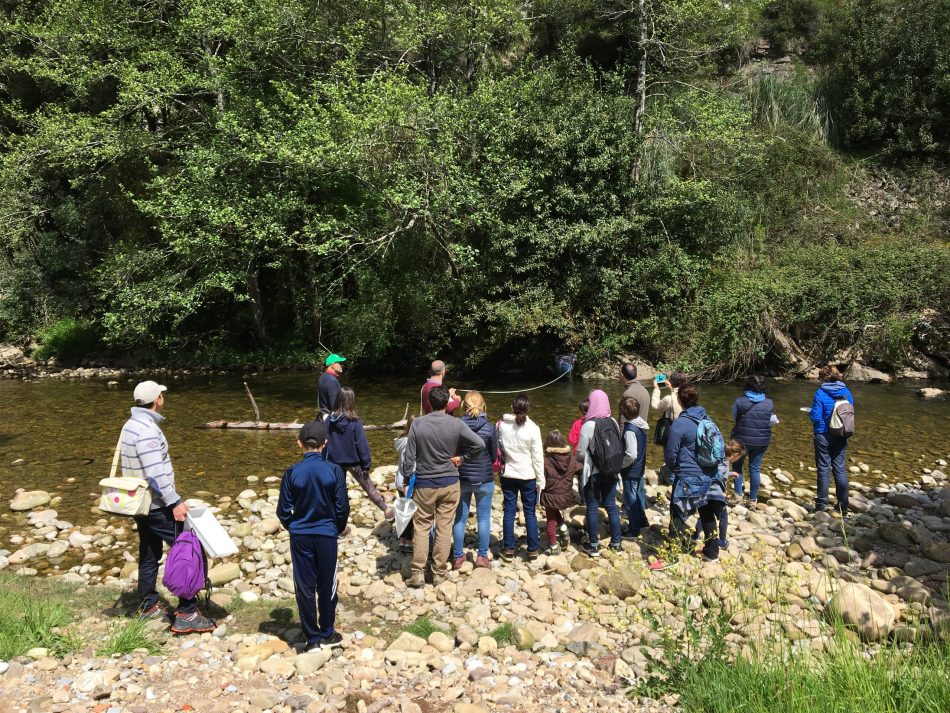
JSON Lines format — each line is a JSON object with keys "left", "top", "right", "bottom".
{"left": 496, "top": 394, "right": 544, "bottom": 561}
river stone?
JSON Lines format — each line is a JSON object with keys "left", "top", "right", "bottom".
{"left": 513, "top": 625, "right": 535, "bottom": 650}
{"left": 387, "top": 632, "right": 427, "bottom": 653}
{"left": 10, "top": 491, "right": 51, "bottom": 511}
{"left": 248, "top": 689, "right": 280, "bottom": 710}
{"left": 571, "top": 554, "right": 598, "bottom": 571}
{"left": 827, "top": 582, "right": 897, "bottom": 641}
{"left": 847, "top": 363, "right": 891, "bottom": 383}
{"left": 888, "top": 493, "right": 925, "bottom": 509}
{"left": 46, "top": 540, "right": 69, "bottom": 559}
{"left": 428, "top": 631, "right": 455, "bottom": 653}
{"left": 294, "top": 649, "right": 331, "bottom": 676}
{"left": 919, "top": 539, "right": 950, "bottom": 564}
{"left": 769, "top": 499, "right": 807, "bottom": 521}
{"left": 597, "top": 569, "right": 642, "bottom": 600}
{"left": 260, "top": 655, "right": 296, "bottom": 678}
{"left": 8, "top": 543, "right": 50, "bottom": 565}
{"left": 208, "top": 562, "right": 241, "bottom": 585}
{"left": 877, "top": 524, "right": 916, "bottom": 548}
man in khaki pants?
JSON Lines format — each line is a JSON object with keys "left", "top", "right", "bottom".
{"left": 404, "top": 385, "right": 484, "bottom": 587}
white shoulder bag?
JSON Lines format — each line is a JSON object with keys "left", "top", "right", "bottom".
{"left": 99, "top": 438, "right": 153, "bottom": 516}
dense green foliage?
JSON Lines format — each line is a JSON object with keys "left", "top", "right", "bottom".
{"left": 0, "top": 1, "right": 947, "bottom": 372}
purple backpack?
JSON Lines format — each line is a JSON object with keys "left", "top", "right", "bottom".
{"left": 162, "top": 531, "right": 207, "bottom": 600}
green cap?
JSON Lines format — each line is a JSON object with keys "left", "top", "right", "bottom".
{"left": 325, "top": 353, "right": 346, "bottom": 367}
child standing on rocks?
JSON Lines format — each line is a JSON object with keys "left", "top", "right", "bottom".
{"left": 568, "top": 399, "right": 588, "bottom": 451}
{"left": 277, "top": 420, "right": 350, "bottom": 651}
{"left": 692, "top": 439, "right": 745, "bottom": 551}
{"left": 540, "top": 430, "right": 578, "bottom": 552}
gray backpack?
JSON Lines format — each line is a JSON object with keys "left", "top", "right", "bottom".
{"left": 828, "top": 399, "right": 855, "bottom": 438}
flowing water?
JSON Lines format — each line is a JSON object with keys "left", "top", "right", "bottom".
{"left": 0, "top": 373, "right": 948, "bottom": 541}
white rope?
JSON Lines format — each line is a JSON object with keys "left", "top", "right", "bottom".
{"left": 458, "top": 365, "right": 573, "bottom": 395}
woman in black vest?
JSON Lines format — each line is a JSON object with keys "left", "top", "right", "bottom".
{"left": 730, "top": 375, "right": 776, "bottom": 503}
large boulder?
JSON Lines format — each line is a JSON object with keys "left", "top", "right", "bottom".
{"left": 827, "top": 582, "right": 897, "bottom": 641}
{"left": 846, "top": 363, "right": 892, "bottom": 383}
{"left": 10, "top": 491, "right": 51, "bottom": 511}
{"left": 0, "top": 344, "right": 31, "bottom": 368}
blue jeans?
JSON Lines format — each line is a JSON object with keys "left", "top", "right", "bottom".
{"left": 733, "top": 445, "right": 768, "bottom": 501}
{"left": 621, "top": 476, "right": 649, "bottom": 535}
{"left": 814, "top": 432, "right": 849, "bottom": 513}
{"left": 584, "top": 474, "right": 622, "bottom": 547}
{"left": 453, "top": 481, "right": 495, "bottom": 558}
{"left": 501, "top": 477, "right": 539, "bottom": 553}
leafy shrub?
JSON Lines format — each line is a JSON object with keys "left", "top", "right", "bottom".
{"left": 33, "top": 318, "right": 101, "bottom": 363}
{"left": 760, "top": 0, "right": 825, "bottom": 54}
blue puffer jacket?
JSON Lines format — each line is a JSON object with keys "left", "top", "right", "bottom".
{"left": 731, "top": 392, "right": 774, "bottom": 448}
{"left": 325, "top": 413, "right": 371, "bottom": 470}
{"left": 458, "top": 414, "right": 498, "bottom": 484}
{"left": 664, "top": 406, "right": 721, "bottom": 496}
{"left": 809, "top": 381, "right": 854, "bottom": 435}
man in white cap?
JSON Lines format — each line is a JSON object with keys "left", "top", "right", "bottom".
{"left": 120, "top": 380, "right": 215, "bottom": 634}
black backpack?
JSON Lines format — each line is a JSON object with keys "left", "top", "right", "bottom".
{"left": 589, "top": 418, "right": 625, "bottom": 476}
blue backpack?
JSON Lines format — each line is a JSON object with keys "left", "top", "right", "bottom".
{"left": 690, "top": 416, "right": 726, "bottom": 467}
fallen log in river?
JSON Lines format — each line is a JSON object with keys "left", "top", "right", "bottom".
{"left": 203, "top": 394, "right": 410, "bottom": 432}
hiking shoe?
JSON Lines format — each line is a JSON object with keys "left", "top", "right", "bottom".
{"left": 608, "top": 542, "right": 623, "bottom": 552}
{"left": 406, "top": 574, "right": 425, "bottom": 589}
{"left": 319, "top": 632, "right": 344, "bottom": 649}
{"left": 691, "top": 529, "right": 702, "bottom": 542}
{"left": 138, "top": 602, "right": 171, "bottom": 623}
{"left": 170, "top": 610, "right": 215, "bottom": 634}
{"left": 718, "top": 538, "right": 729, "bottom": 550}
{"left": 500, "top": 548, "right": 515, "bottom": 561}
{"left": 581, "top": 542, "right": 600, "bottom": 557}
{"left": 701, "top": 553, "right": 719, "bottom": 563}
{"left": 621, "top": 531, "right": 640, "bottom": 541}
{"left": 452, "top": 555, "right": 467, "bottom": 570}
{"left": 527, "top": 550, "right": 539, "bottom": 561}
{"left": 475, "top": 555, "right": 492, "bottom": 569}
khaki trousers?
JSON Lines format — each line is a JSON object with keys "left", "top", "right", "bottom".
{"left": 411, "top": 482, "right": 461, "bottom": 578}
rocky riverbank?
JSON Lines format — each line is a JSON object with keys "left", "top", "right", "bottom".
{"left": 2, "top": 456, "right": 950, "bottom": 712}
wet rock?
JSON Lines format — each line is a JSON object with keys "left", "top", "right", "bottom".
{"left": 918, "top": 388, "right": 946, "bottom": 399}
{"left": 8, "top": 543, "right": 50, "bottom": 565}
{"left": 10, "top": 491, "right": 51, "bottom": 511}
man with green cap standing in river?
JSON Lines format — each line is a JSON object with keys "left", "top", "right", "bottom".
{"left": 318, "top": 353, "right": 346, "bottom": 420}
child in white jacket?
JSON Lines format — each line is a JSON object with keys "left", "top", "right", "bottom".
{"left": 496, "top": 394, "right": 544, "bottom": 561}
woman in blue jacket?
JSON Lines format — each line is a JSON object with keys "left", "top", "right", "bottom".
{"left": 663, "top": 384, "right": 728, "bottom": 561}
{"left": 730, "top": 375, "right": 776, "bottom": 504}
{"left": 326, "top": 387, "right": 394, "bottom": 520}
{"left": 809, "top": 365, "right": 854, "bottom": 515}
{"left": 452, "top": 391, "right": 499, "bottom": 569}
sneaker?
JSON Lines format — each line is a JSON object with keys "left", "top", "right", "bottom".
{"left": 548, "top": 542, "right": 561, "bottom": 553}
{"left": 559, "top": 523, "right": 569, "bottom": 535}
{"left": 170, "top": 610, "right": 215, "bottom": 634}
{"left": 718, "top": 538, "right": 729, "bottom": 550}
{"left": 475, "top": 555, "right": 492, "bottom": 569}
{"left": 691, "top": 529, "right": 702, "bottom": 542}
{"left": 406, "top": 574, "right": 426, "bottom": 589}
{"left": 527, "top": 550, "right": 539, "bottom": 561}
{"left": 621, "top": 531, "right": 640, "bottom": 541}
{"left": 138, "top": 602, "right": 170, "bottom": 623}
{"left": 319, "top": 632, "right": 344, "bottom": 649}
{"left": 581, "top": 542, "right": 600, "bottom": 557}
{"left": 500, "top": 548, "right": 515, "bottom": 561}
{"left": 648, "top": 558, "right": 671, "bottom": 571}
{"left": 452, "top": 555, "right": 467, "bottom": 570}
{"left": 608, "top": 542, "right": 623, "bottom": 552}
{"left": 701, "top": 553, "right": 719, "bottom": 563}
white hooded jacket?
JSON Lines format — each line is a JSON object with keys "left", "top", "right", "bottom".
{"left": 496, "top": 414, "right": 545, "bottom": 490}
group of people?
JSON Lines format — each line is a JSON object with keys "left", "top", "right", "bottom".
{"left": 117, "top": 356, "right": 856, "bottom": 652}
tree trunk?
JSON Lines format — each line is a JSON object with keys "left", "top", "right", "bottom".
{"left": 247, "top": 258, "right": 267, "bottom": 342}
{"left": 629, "top": 0, "right": 649, "bottom": 184}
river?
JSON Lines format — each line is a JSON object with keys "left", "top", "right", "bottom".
{"left": 1, "top": 373, "right": 948, "bottom": 537}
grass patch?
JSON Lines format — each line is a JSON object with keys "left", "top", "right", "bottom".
{"left": 96, "top": 620, "right": 162, "bottom": 656}
{"left": 668, "top": 639, "right": 950, "bottom": 713}
{"left": 488, "top": 623, "right": 516, "bottom": 646}
{"left": 404, "top": 616, "right": 451, "bottom": 640}
{"left": 0, "top": 581, "right": 82, "bottom": 658}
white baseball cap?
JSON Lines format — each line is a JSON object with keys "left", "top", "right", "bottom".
{"left": 133, "top": 380, "right": 167, "bottom": 405}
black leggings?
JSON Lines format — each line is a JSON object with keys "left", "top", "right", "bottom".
{"left": 671, "top": 500, "right": 726, "bottom": 560}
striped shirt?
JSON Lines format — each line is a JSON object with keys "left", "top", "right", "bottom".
{"left": 119, "top": 407, "right": 180, "bottom": 509}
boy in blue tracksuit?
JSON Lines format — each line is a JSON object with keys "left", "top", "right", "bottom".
{"left": 277, "top": 421, "right": 350, "bottom": 651}
{"left": 809, "top": 365, "right": 855, "bottom": 515}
